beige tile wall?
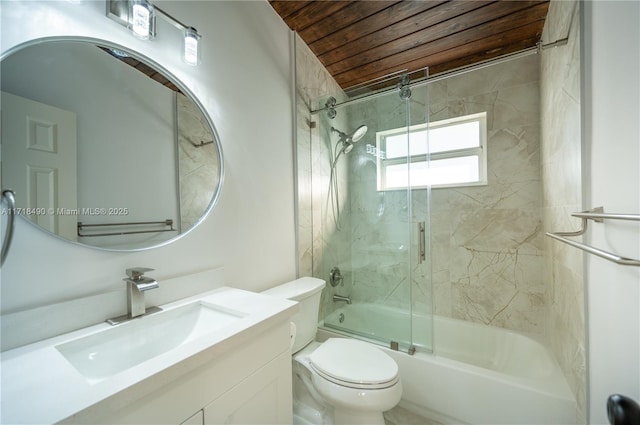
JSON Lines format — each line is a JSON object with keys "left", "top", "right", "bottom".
{"left": 177, "top": 93, "right": 221, "bottom": 232}
{"left": 540, "top": 1, "right": 586, "bottom": 421}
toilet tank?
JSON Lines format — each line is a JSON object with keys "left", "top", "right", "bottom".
{"left": 262, "top": 277, "right": 325, "bottom": 353}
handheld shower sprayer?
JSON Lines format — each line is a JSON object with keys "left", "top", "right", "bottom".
{"left": 328, "top": 124, "right": 369, "bottom": 231}
{"left": 331, "top": 125, "right": 368, "bottom": 155}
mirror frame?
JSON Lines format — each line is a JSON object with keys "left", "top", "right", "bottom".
{"left": 0, "top": 36, "right": 225, "bottom": 252}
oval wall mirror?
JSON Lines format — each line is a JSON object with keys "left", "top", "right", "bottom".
{"left": 0, "top": 39, "right": 223, "bottom": 251}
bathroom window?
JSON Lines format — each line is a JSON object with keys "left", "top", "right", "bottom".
{"left": 375, "top": 112, "right": 487, "bottom": 190}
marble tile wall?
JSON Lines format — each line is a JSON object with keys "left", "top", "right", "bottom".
{"left": 293, "top": 34, "right": 349, "bottom": 319}
{"left": 339, "top": 56, "right": 545, "bottom": 336}
{"left": 540, "top": 1, "right": 586, "bottom": 421}
{"left": 177, "top": 93, "right": 221, "bottom": 232}
{"left": 310, "top": 56, "right": 544, "bottom": 347}
{"left": 297, "top": 38, "right": 546, "bottom": 339}
{"left": 425, "top": 55, "right": 545, "bottom": 335}
{"left": 345, "top": 90, "right": 413, "bottom": 307}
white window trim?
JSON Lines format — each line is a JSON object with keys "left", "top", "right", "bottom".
{"left": 375, "top": 112, "right": 488, "bottom": 191}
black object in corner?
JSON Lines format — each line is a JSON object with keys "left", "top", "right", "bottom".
{"left": 608, "top": 394, "right": 640, "bottom": 425}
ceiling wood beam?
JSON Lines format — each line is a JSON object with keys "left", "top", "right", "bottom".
{"left": 277, "top": 1, "right": 352, "bottom": 33}
{"left": 269, "top": 1, "right": 313, "bottom": 20}
{"left": 327, "top": 1, "right": 547, "bottom": 76}
{"left": 319, "top": 0, "right": 492, "bottom": 68}
{"left": 339, "top": 19, "right": 546, "bottom": 89}
{"left": 269, "top": 0, "right": 550, "bottom": 92}
{"left": 299, "top": 1, "right": 399, "bottom": 45}
{"left": 309, "top": 0, "right": 449, "bottom": 57}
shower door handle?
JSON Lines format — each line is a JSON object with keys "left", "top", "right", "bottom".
{"left": 418, "top": 221, "right": 426, "bottom": 264}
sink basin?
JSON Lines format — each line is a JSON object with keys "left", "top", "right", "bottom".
{"left": 56, "top": 301, "right": 246, "bottom": 383}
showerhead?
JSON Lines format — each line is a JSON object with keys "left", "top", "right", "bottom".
{"left": 351, "top": 125, "right": 368, "bottom": 142}
{"left": 331, "top": 125, "right": 368, "bottom": 145}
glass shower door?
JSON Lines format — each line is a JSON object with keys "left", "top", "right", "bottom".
{"left": 315, "top": 84, "right": 420, "bottom": 353}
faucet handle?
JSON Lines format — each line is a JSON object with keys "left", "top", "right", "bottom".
{"left": 126, "top": 267, "right": 155, "bottom": 281}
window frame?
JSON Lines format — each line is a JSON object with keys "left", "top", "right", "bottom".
{"left": 375, "top": 112, "right": 488, "bottom": 191}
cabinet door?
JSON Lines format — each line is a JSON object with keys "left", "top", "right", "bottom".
{"left": 204, "top": 352, "right": 292, "bottom": 425}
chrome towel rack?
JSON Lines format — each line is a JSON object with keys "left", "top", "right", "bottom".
{"left": 77, "top": 219, "right": 175, "bottom": 237}
{"left": 546, "top": 207, "right": 640, "bottom": 266}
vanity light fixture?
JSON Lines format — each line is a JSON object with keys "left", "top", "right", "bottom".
{"left": 106, "top": 0, "right": 202, "bottom": 65}
{"left": 183, "top": 27, "right": 201, "bottom": 66}
{"left": 130, "top": 0, "right": 155, "bottom": 40}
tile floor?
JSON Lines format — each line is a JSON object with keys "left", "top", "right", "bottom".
{"left": 384, "top": 405, "right": 443, "bottom": 425}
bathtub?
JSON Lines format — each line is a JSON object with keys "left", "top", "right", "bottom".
{"left": 317, "top": 304, "right": 577, "bottom": 425}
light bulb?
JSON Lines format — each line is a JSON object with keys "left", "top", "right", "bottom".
{"left": 131, "top": 1, "right": 154, "bottom": 40}
{"left": 184, "top": 27, "right": 200, "bottom": 66}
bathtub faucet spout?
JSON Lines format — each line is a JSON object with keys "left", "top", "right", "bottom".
{"left": 333, "top": 294, "right": 352, "bottom": 304}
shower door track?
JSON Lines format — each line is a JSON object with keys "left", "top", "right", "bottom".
{"left": 390, "top": 341, "right": 416, "bottom": 355}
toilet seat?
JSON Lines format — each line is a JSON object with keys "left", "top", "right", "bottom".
{"left": 309, "top": 338, "right": 399, "bottom": 390}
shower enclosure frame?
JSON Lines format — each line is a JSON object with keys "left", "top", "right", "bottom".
{"left": 299, "top": 69, "right": 434, "bottom": 356}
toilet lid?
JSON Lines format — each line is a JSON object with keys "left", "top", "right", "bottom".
{"left": 309, "top": 338, "right": 399, "bottom": 389}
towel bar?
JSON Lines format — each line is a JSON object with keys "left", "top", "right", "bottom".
{"left": 77, "top": 219, "right": 175, "bottom": 237}
{"left": 546, "top": 207, "right": 640, "bottom": 267}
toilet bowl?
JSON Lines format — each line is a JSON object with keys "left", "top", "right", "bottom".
{"left": 299, "top": 338, "right": 402, "bottom": 425}
{"left": 262, "top": 277, "right": 402, "bottom": 425}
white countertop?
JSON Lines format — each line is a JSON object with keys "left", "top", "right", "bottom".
{"left": 0, "top": 287, "right": 297, "bottom": 424}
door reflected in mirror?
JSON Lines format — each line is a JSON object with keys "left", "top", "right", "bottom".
{"left": 0, "top": 40, "right": 222, "bottom": 251}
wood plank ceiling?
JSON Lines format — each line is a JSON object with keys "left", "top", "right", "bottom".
{"left": 100, "top": 47, "right": 181, "bottom": 93}
{"left": 269, "top": 0, "right": 550, "bottom": 91}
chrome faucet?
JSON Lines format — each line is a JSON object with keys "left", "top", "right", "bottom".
{"left": 125, "top": 267, "right": 159, "bottom": 317}
{"left": 332, "top": 294, "right": 352, "bottom": 304}
{"left": 106, "top": 267, "right": 161, "bottom": 325}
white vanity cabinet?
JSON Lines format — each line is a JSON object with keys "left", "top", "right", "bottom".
{"left": 202, "top": 351, "right": 291, "bottom": 424}
{"left": 1, "top": 288, "right": 297, "bottom": 425}
{"left": 179, "top": 350, "right": 290, "bottom": 425}
{"left": 63, "top": 317, "right": 293, "bottom": 424}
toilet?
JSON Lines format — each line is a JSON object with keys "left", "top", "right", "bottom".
{"left": 262, "top": 277, "right": 402, "bottom": 425}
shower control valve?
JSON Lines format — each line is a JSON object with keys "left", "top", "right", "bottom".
{"left": 329, "top": 267, "right": 343, "bottom": 287}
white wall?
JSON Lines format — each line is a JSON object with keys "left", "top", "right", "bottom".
{"left": 582, "top": 1, "right": 640, "bottom": 423}
{"left": 0, "top": 0, "right": 296, "bottom": 349}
